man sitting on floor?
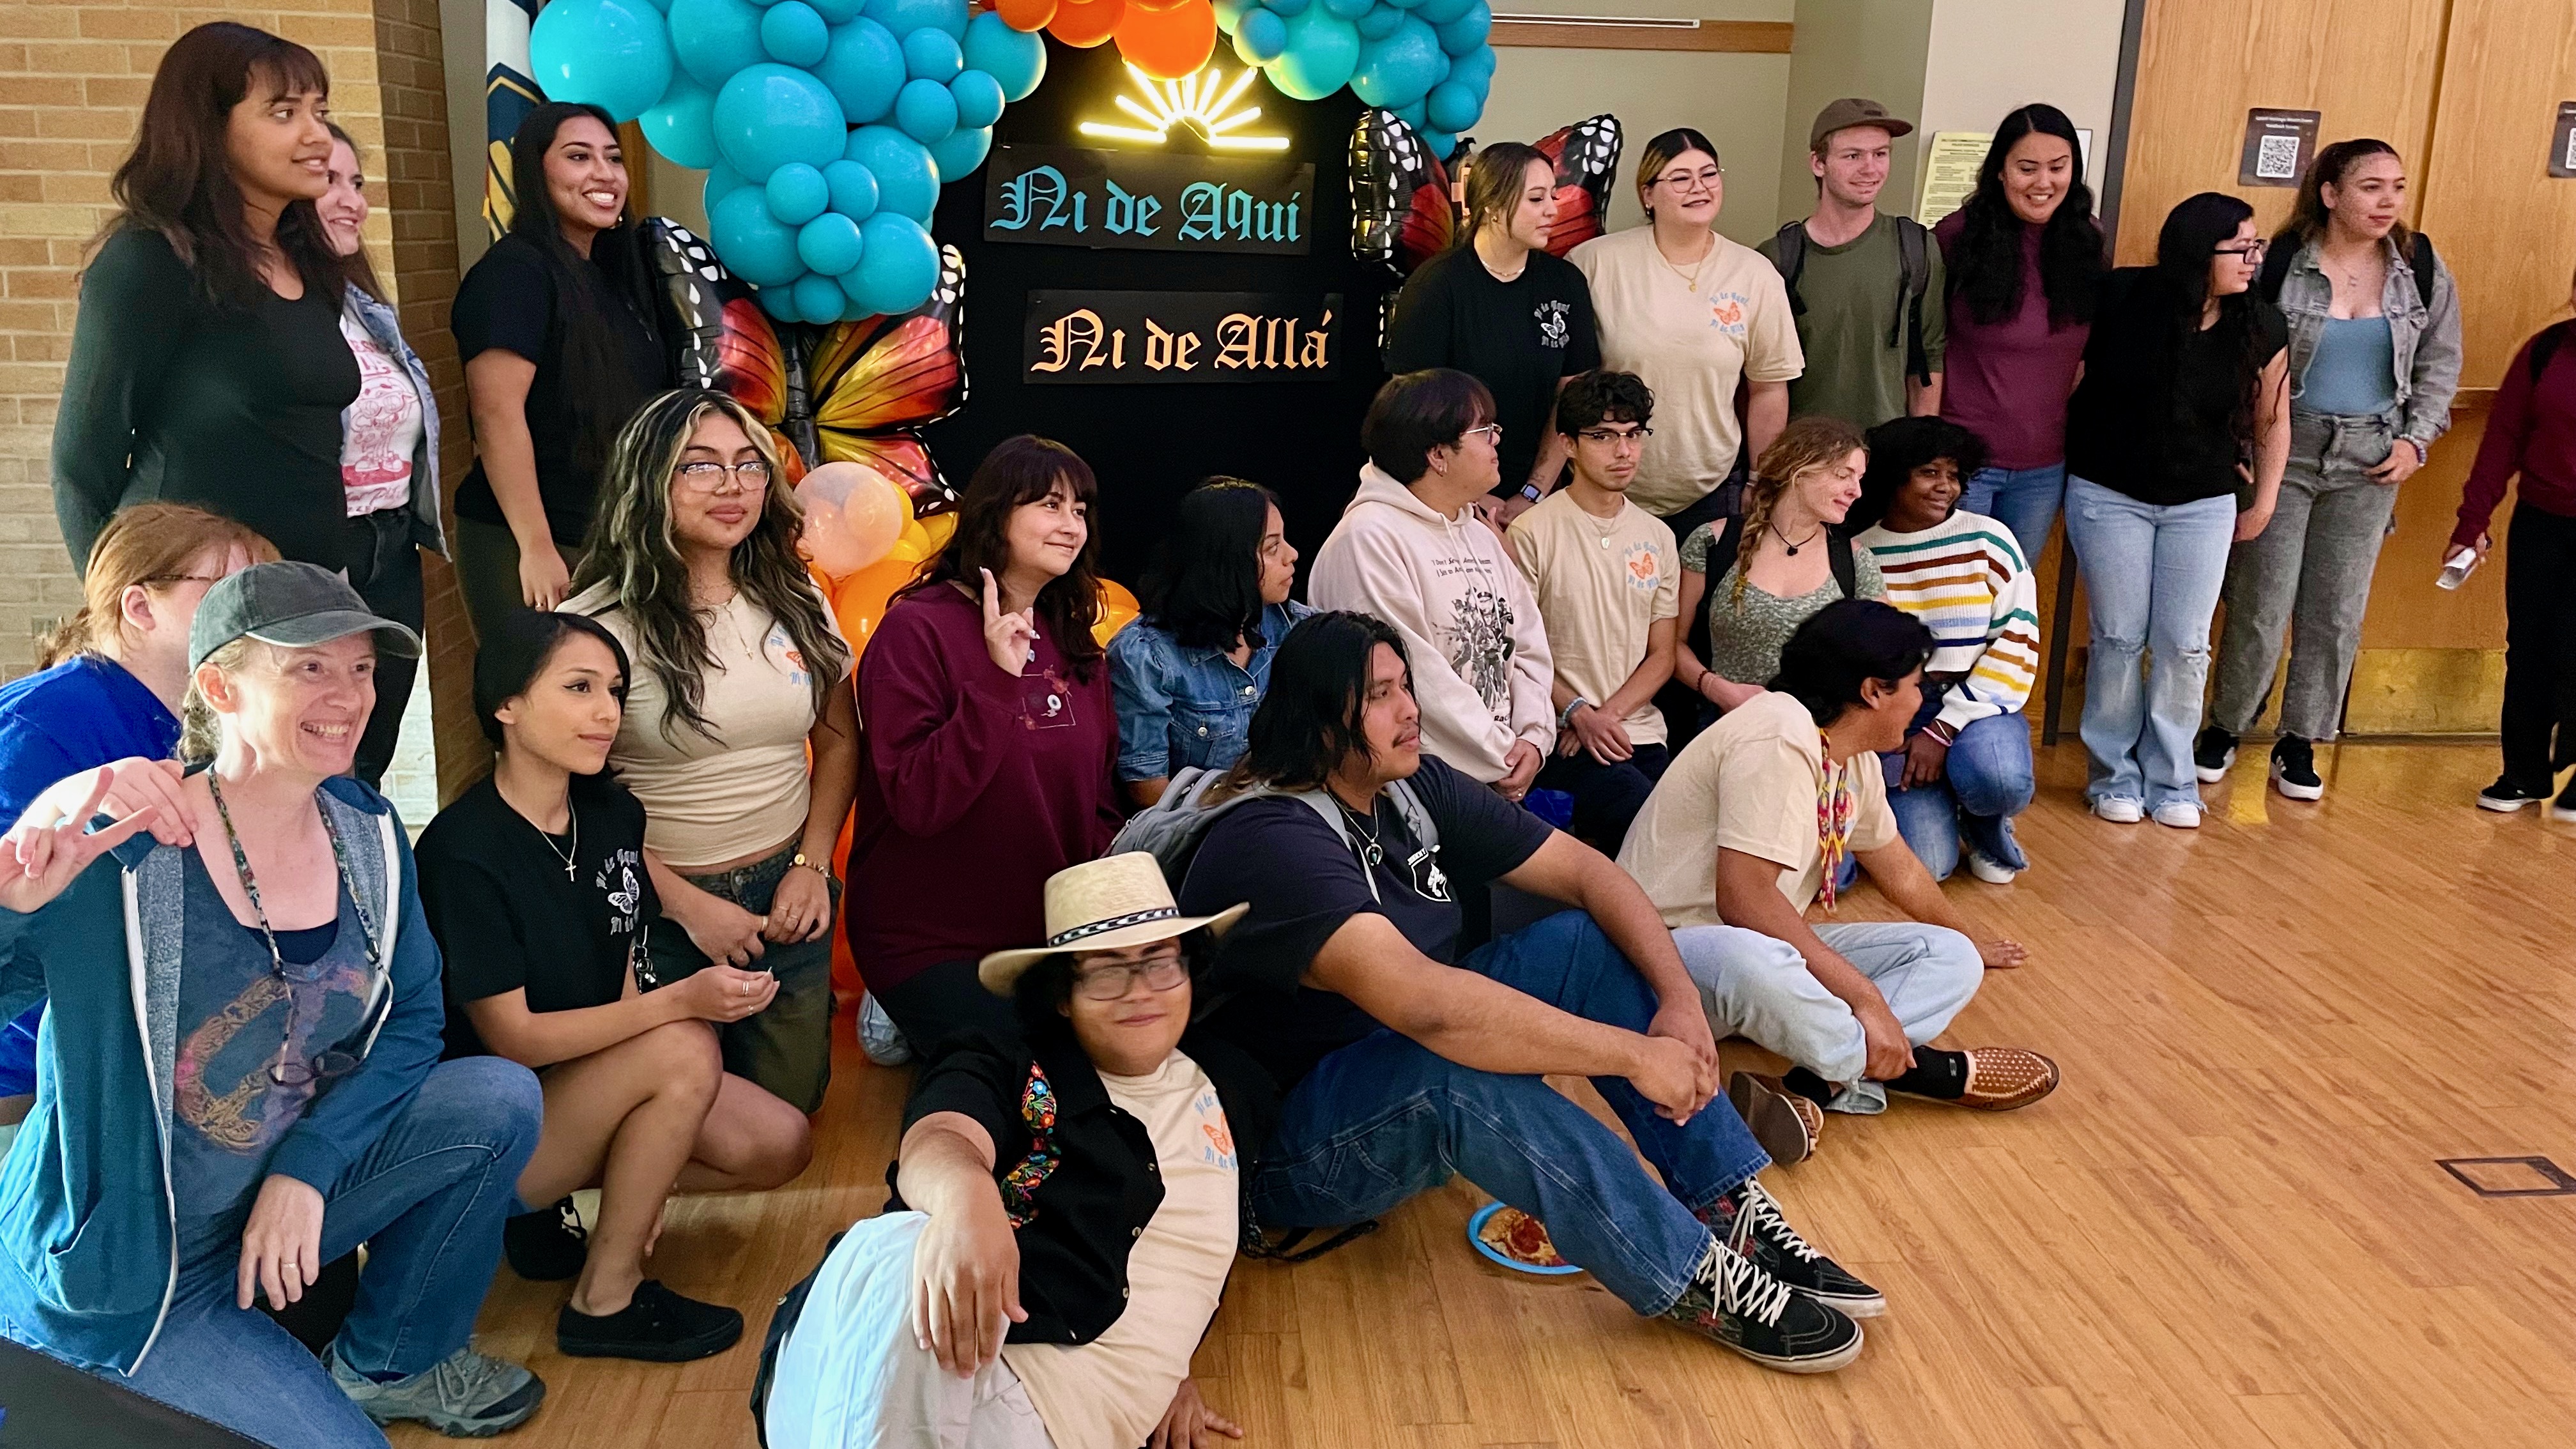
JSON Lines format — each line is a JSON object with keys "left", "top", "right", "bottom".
{"left": 1170, "top": 610, "right": 1878, "bottom": 1374}
{"left": 1619, "top": 599, "right": 2058, "bottom": 1167}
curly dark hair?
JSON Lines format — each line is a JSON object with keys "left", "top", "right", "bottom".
{"left": 1850, "top": 417, "right": 1988, "bottom": 533}
{"left": 1946, "top": 104, "right": 2106, "bottom": 330}
{"left": 1554, "top": 369, "right": 1655, "bottom": 435}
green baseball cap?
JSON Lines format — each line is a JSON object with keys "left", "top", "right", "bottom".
{"left": 188, "top": 560, "right": 424, "bottom": 671}
{"left": 1811, "top": 97, "right": 1914, "bottom": 153}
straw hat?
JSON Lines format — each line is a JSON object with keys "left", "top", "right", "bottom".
{"left": 977, "top": 853, "right": 1249, "bottom": 995}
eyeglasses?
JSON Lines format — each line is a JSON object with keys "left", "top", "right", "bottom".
{"left": 141, "top": 574, "right": 223, "bottom": 588}
{"left": 1459, "top": 423, "right": 1503, "bottom": 446}
{"left": 1579, "top": 427, "right": 1653, "bottom": 448}
{"left": 1652, "top": 167, "right": 1724, "bottom": 195}
{"left": 673, "top": 459, "right": 773, "bottom": 492}
{"left": 268, "top": 970, "right": 363, "bottom": 1087}
{"left": 2216, "top": 240, "right": 2269, "bottom": 261}
{"left": 1070, "top": 953, "right": 1190, "bottom": 1000}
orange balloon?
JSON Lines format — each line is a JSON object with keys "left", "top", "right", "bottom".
{"left": 1048, "top": 0, "right": 1124, "bottom": 48}
{"left": 1093, "top": 577, "right": 1142, "bottom": 645}
{"left": 1126, "top": 0, "right": 1192, "bottom": 11}
{"left": 1113, "top": 0, "right": 1215, "bottom": 78}
{"left": 917, "top": 511, "right": 958, "bottom": 553}
{"left": 996, "top": 0, "right": 1058, "bottom": 29}
{"left": 833, "top": 556, "right": 921, "bottom": 666}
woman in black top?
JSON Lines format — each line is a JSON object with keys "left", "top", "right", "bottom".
{"left": 417, "top": 610, "right": 809, "bottom": 1365}
{"left": 2062, "top": 193, "right": 2289, "bottom": 829}
{"left": 452, "top": 102, "right": 671, "bottom": 641}
{"left": 1384, "top": 141, "right": 1600, "bottom": 527}
{"left": 52, "top": 22, "right": 358, "bottom": 574}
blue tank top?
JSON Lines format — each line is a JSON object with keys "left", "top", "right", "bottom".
{"left": 2300, "top": 316, "right": 2397, "bottom": 417}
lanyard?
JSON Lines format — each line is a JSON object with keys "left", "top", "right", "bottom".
{"left": 1815, "top": 732, "right": 1854, "bottom": 912}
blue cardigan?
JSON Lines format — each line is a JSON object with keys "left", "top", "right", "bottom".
{"left": 0, "top": 777, "right": 449, "bottom": 1374}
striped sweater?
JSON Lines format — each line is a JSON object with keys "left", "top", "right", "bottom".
{"left": 1852, "top": 509, "right": 2039, "bottom": 740}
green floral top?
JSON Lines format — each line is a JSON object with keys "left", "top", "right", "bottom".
{"left": 1680, "top": 523, "right": 1887, "bottom": 688}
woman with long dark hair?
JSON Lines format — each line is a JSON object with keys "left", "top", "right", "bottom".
{"left": 1110, "top": 477, "right": 1312, "bottom": 808}
{"left": 454, "top": 102, "right": 673, "bottom": 641}
{"left": 52, "top": 22, "right": 359, "bottom": 576}
{"left": 2063, "top": 193, "right": 2288, "bottom": 830}
{"left": 2202, "top": 139, "right": 2463, "bottom": 801}
{"left": 564, "top": 390, "right": 857, "bottom": 1117}
{"left": 1935, "top": 103, "right": 2108, "bottom": 565}
{"left": 848, "top": 436, "right": 1124, "bottom": 1055}
{"left": 1387, "top": 140, "right": 1602, "bottom": 526}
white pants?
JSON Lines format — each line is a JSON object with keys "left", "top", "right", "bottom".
{"left": 1673, "top": 921, "right": 1985, "bottom": 1114}
{"left": 765, "top": 1211, "right": 1060, "bottom": 1449}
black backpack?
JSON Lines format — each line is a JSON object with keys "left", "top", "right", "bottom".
{"left": 1770, "top": 216, "right": 1935, "bottom": 383}
{"left": 2259, "top": 230, "right": 2439, "bottom": 310}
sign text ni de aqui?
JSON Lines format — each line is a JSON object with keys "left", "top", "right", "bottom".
{"left": 983, "top": 145, "right": 1315, "bottom": 256}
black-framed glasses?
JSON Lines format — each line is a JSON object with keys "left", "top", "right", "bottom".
{"left": 1579, "top": 427, "right": 1653, "bottom": 448}
{"left": 2216, "top": 239, "right": 2269, "bottom": 261}
{"left": 674, "top": 459, "right": 773, "bottom": 492}
{"left": 1070, "top": 954, "right": 1190, "bottom": 1000}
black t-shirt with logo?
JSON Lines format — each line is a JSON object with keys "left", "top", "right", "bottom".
{"left": 1176, "top": 756, "right": 1554, "bottom": 1089}
{"left": 417, "top": 771, "right": 659, "bottom": 1061}
{"left": 1384, "top": 245, "right": 1602, "bottom": 496}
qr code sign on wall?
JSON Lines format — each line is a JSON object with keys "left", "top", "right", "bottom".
{"left": 2255, "top": 133, "right": 2302, "bottom": 181}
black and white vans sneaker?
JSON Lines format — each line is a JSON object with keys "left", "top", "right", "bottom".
{"left": 503, "top": 1196, "right": 588, "bottom": 1282}
{"left": 2193, "top": 725, "right": 2238, "bottom": 783}
{"left": 1661, "top": 1234, "right": 1863, "bottom": 1373}
{"left": 2477, "top": 776, "right": 2551, "bottom": 812}
{"left": 1701, "top": 1179, "right": 1885, "bottom": 1318}
{"left": 2269, "top": 736, "right": 2324, "bottom": 801}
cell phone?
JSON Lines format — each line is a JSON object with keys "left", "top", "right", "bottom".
{"left": 2436, "top": 546, "right": 2481, "bottom": 591}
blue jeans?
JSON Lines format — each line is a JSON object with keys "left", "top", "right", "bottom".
{"left": 6, "top": 1057, "right": 541, "bottom": 1449}
{"left": 1960, "top": 463, "right": 2069, "bottom": 566}
{"left": 1673, "top": 921, "right": 1985, "bottom": 1114}
{"left": 2063, "top": 477, "right": 2236, "bottom": 809}
{"left": 1248, "top": 910, "right": 1768, "bottom": 1317}
{"left": 1884, "top": 712, "right": 2036, "bottom": 880}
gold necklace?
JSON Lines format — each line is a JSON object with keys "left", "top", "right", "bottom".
{"left": 1655, "top": 231, "right": 1715, "bottom": 293}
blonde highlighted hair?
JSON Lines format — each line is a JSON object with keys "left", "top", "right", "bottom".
{"left": 1730, "top": 417, "right": 1868, "bottom": 607}
{"left": 39, "top": 503, "right": 277, "bottom": 669}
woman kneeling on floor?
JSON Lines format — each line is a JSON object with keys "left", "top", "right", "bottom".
{"left": 762, "top": 853, "right": 1271, "bottom": 1449}
{"left": 418, "top": 608, "right": 812, "bottom": 1363}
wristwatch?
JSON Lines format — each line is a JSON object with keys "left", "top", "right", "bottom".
{"left": 790, "top": 851, "right": 835, "bottom": 883}
{"left": 1558, "top": 696, "right": 1592, "bottom": 730}
{"left": 1518, "top": 482, "right": 1545, "bottom": 503}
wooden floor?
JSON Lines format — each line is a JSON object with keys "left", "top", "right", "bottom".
{"left": 400, "top": 737, "right": 2576, "bottom": 1449}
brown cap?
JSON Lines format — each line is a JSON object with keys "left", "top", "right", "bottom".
{"left": 1810, "top": 98, "right": 1914, "bottom": 153}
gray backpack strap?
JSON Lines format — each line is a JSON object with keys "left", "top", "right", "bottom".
{"left": 1289, "top": 790, "right": 1378, "bottom": 903}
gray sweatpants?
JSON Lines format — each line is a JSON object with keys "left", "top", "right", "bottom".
{"left": 2211, "top": 410, "right": 2405, "bottom": 742}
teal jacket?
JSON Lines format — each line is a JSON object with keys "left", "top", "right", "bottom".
{"left": 0, "top": 778, "right": 445, "bottom": 1374}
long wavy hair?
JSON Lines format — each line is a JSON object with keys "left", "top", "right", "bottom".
{"left": 323, "top": 121, "right": 388, "bottom": 303}
{"left": 896, "top": 435, "right": 1107, "bottom": 682}
{"left": 2147, "top": 192, "right": 2269, "bottom": 448}
{"left": 1946, "top": 104, "right": 2105, "bottom": 329}
{"left": 2276, "top": 138, "right": 2410, "bottom": 253}
{"left": 1137, "top": 478, "right": 1281, "bottom": 654}
{"left": 571, "top": 389, "right": 850, "bottom": 744}
{"left": 41, "top": 503, "right": 277, "bottom": 670}
{"left": 1731, "top": 417, "right": 1868, "bottom": 607}
{"left": 100, "top": 21, "right": 348, "bottom": 310}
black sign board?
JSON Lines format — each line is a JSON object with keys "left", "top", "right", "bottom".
{"left": 2239, "top": 108, "right": 2322, "bottom": 187}
{"left": 1023, "top": 290, "right": 1340, "bottom": 384}
{"left": 2552, "top": 101, "right": 2576, "bottom": 179}
{"left": 983, "top": 144, "right": 1315, "bottom": 255}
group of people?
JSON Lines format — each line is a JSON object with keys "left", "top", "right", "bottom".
{"left": 4, "top": 15, "right": 2572, "bottom": 1449}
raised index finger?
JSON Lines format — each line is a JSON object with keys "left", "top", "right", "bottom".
{"left": 980, "top": 567, "right": 1000, "bottom": 621}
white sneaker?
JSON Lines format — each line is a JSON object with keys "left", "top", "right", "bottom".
{"left": 1963, "top": 847, "right": 2020, "bottom": 884}
{"left": 2150, "top": 801, "right": 2202, "bottom": 829}
{"left": 2090, "top": 796, "right": 2143, "bottom": 824}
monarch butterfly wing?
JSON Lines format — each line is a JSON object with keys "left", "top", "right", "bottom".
{"left": 1533, "top": 114, "right": 1623, "bottom": 258}
{"left": 643, "top": 219, "right": 788, "bottom": 427}
{"left": 1399, "top": 137, "right": 1460, "bottom": 275}
{"left": 1353, "top": 108, "right": 1432, "bottom": 272}
{"left": 816, "top": 433, "right": 949, "bottom": 515}
{"left": 804, "top": 247, "right": 967, "bottom": 516}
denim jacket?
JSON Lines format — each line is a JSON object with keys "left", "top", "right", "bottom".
{"left": 342, "top": 284, "right": 447, "bottom": 556}
{"left": 2272, "top": 235, "right": 2463, "bottom": 454}
{"left": 1110, "top": 600, "right": 1315, "bottom": 783}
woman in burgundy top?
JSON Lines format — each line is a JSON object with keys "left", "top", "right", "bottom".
{"left": 2460, "top": 265, "right": 2576, "bottom": 817}
{"left": 848, "top": 436, "right": 1124, "bottom": 1054}
{"left": 1935, "top": 103, "right": 2107, "bottom": 569}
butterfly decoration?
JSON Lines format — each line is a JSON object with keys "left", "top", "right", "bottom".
{"left": 1529, "top": 114, "right": 1623, "bottom": 259}
{"left": 1350, "top": 109, "right": 1467, "bottom": 279}
{"left": 644, "top": 219, "right": 969, "bottom": 519}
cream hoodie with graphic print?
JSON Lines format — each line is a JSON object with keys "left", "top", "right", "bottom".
{"left": 1310, "top": 464, "right": 1556, "bottom": 783}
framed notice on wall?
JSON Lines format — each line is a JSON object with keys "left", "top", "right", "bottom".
{"left": 2552, "top": 102, "right": 2576, "bottom": 179}
{"left": 1915, "top": 128, "right": 2093, "bottom": 225}
{"left": 2241, "top": 109, "right": 2322, "bottom": 187}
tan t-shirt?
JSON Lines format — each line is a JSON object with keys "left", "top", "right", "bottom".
{"left": 1618, "top": 690, "right": 1897, "bottom": 923}
{"left": 1508, "top": 489, "right": 1679, "bottom": 747}
{"left": 564, "top": 583, "right": 851, "bottom": 869}
{"left": 1003, "top": 1051, "right": 1239, "bottom": 1449}
{"left": 1568, "top": 227, "right": 1804, "bottom": 517}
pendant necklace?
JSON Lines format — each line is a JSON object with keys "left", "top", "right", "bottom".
{"left": 537, "top": 803, "right": 579, "bottom": 881}
{"left": 1337, "top": 801, "right": 1385, "bottom": 868}
{"left": 1772, "top": 521, "right": 1823, "bottom": 556}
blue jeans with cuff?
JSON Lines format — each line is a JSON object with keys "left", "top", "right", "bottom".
{"left": 1673, "top": 921, "right": 1986, "bottom": 1114}
{"left": 1885, "top": 712, "right": 2036, "bottom": 880}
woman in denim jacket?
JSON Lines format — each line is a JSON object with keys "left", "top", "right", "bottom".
{"left": 317, "top": 124, "right": 445, "bottom": 788}
{"left": 2201, "top": 140, "right": 2462, "bottom": 801}
{"left": 1110, "top": 479, "right": 1314, "bottom": 808}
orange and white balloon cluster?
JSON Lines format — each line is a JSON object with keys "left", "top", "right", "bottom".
{"left": 996, "top": 0, "right": 1220, "bottom": 82}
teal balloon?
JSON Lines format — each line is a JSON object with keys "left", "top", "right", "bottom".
{"left": 762, "top": 284, "right": 803, "bottom": 322}
{"left": 714, "top": 63, "right": 848, "bottom": 176}
{"left": 633, "top": 0, "right": 671, "bottom": 10}
{"left": 798, "top": 211, "right": 866, "bottom": 274}
{"left": 824, "top": 158, "right": 880, "bottom": 218}
{"left": 927, "top": 123, "right": 990, "bottom": 181}
{"left": 894, "top": 75, "right": 958, "bottom": 144}
{"left": 530, "top": 0, "right": 675, "bottom": 123}
{"left": 793, "top": 272, "right": 846, "bottom": 319}
{"left": 808, "top": 0, "right": 865, "bottom": 18}
{"left": 1383, "top": 0, "right": 1420, "bottom": 8}
{"left": 1418, "top": 126, "right": 1455, "bottom": 159}
{"left": 641, "top": 70, "right": 719, "bottom": 168}
{"left": 1351, "top": 15, "right": 1439, "bottom": 107}
{"left": 903, "top": 27, "right": 963, "bottom": 80}
{"left": 1354, "top": 4, "right": 1404, "bottom": 39}
{"left": 1264, "top": 0, "right": 1310, "bottom": 15}
{"left": 1424, "top": 78, "right": 1478, "bottom": 133}
{"left": 1269, "top": 10, "right": 1358, "bottom": 101}
{"left": 705, "top": 158, "right": 749, "bottom": 215}
{"left": 1232, "top": 9, "right": 1287, "bottom": 63}
{"left": 844, "top": 213, "right": 940, "bottom": 315}
{"left": 761, "top": 0, "right": 831, "bottom": 62}
{"left": 815, "top": 17, "right": 906, "bottom": 123}
{"left": 1445, "top": 40, "right": 1493, "bottom": 89}
{"left": 1434, "top": 0, "right": 1486, "bottom": 54}
{"left": 711, "top": 185, "right": 806, "bottom": 285}
{"left": 1410, "top": 0, "right": 1468, "bottom": 20}
{"left": 766, "top": 161, "right": 830, "bottom": 223}
{"left": 669, "top": 0, "right": 768, "bottom": 88}
{"left": 1213, "top": 0, "right": 1251, "bottom": 34}
{"left": 865, "top": 0, "right": 967, "bottom": 42}
{"left": 1392, "top": 98, "right": 1424, "bottom": 128}
{"left": 949, "top": 68, "right": 1004, "bottom": 129}
{"left": 847, "top": 125, "right": 939, "bottom": 222}
{"left": 963, "top": 13, "right": 1046, "bottom": 101}
{"left": 1322, "top": 0, "right": 1371, "bottom": 17}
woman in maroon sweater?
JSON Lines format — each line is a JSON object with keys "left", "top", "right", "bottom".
{"left": 2460, "top": 269, "right": 2576, "bottom": 818}
{"left": 848, "top": 436, "right": 1123, "bottom": 1052}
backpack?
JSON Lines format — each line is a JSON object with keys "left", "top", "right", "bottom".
{"left": 1110, "top": 765, "right": 1443, "bottom": 907}
{"left": 1710, "top": 513, "right": 1859, "bottom": 599}
{"left": 2259, "top": 230, "right": 2439, "bottom": 310}
{"left": 1770, "top": 216, "right": 1935, "bottom": 383}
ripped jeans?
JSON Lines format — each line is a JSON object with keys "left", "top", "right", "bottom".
{"left": 2063, "top": 477, "right": 2237, "bottom": 809}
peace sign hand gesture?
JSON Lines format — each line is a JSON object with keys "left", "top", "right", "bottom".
{"left": 0, "top": 765, "right": 159, "bottom": 917}
{"left": 980, "top": 568, "right": 1037, "bottom": 677}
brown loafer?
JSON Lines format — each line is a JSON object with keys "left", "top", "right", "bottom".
{"left": 1953, "top": 1048, "right": 2060, "bottom": 1110}
{"left": 1728, "top": 1071, "right": 1823, "bottom": 1165}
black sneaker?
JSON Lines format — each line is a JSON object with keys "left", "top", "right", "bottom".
{"left": 2555, "top": 777, "right": 2576, "bottom": 825}
{"left": 2477, "top": 776, "right": 2551, "bottom": 812}
{"left": 1660, "top": 1236, "right": 1863, "bottom": 1373}
{"left": 557, "top": 1280, "right": 745, "bottom": 1363}
{"left": 2269, "top": 736, "right": 2324, "bottom": 801}
{"left": 2192, "top": 725, "right": 2238, "bottom": 783}
{"left": 503, "top": 1197, "right": 588, "bottom": 1283}
{"left": 1699, "top": 1179, "right": 1885, "bottom": 1317}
